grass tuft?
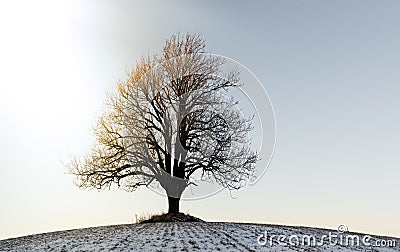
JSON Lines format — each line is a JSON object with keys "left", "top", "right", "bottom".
{"left": 136, "top": 212, "right": 204, "bottom": 223}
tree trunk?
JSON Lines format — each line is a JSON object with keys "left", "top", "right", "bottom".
{"left": 168, "top": 196, "right": 180, "bottom": 213}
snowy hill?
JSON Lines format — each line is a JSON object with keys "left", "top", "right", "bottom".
{"left": 0, "top": 222, "right": 398, "bottom": 251}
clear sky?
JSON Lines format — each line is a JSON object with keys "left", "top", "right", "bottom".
{"left": 0, "top": 0, "right": 399, "bottom": 240}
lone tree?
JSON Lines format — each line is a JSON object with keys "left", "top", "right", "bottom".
{"left": 69, "top": 33, "right": 257, "bottom": 213}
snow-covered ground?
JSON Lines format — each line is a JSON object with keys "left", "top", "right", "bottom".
{"left": 0, "top": 222, "right": 398, "bottom": 251}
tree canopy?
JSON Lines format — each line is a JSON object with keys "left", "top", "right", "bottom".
{"left": 69, "top": 33, "right": 258, "bottom": 213}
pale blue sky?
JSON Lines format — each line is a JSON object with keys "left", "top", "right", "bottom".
{"left": 0, "top": 0, "right": 399, "bottom": 239}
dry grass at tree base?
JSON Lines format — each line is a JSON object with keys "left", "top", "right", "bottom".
{"left": 137, "top": 212, "right": 205, "bottom": 223}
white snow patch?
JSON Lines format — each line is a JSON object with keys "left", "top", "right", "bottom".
{"left": 0, "top": 222, "right": 398, "bottom": 251}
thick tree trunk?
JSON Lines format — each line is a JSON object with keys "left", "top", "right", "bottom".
{"left": 168, "top": 196, "right": 180, "bottom": 213}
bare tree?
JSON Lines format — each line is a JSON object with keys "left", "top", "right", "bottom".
{"left": 69, "top": 33, "right": 258, "bottom": 213}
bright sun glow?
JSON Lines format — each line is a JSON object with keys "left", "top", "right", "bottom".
{"left": 0, "top": 1, "right": 92, "bottom": 132}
